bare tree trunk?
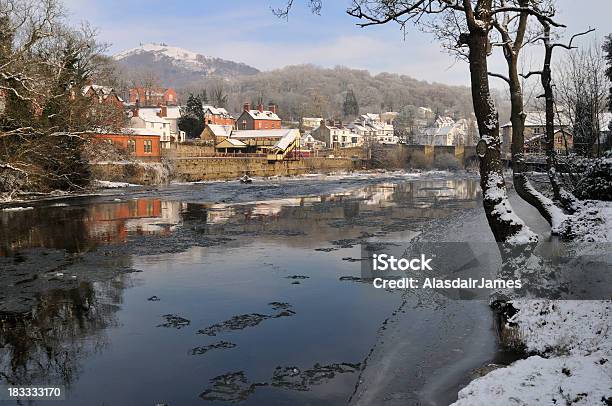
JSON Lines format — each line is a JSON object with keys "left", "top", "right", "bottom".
{"left": 506, "top": 47, "right": 566, "bottom": 228}
{"left": 490, "top": 4, "right": 566, "bottom": 230}
{"left": 539, "top": 22, "right": 579, "bottom": 213}
{"left": 466, "top": 26, "right": 536, "bottom": 244}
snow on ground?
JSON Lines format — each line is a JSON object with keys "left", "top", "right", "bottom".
{"left": 454, "top": 354, "right": 611, "bottom": 405}
{"left": 559, "top": 200, "right": 612, "bottom": 243}
{"left": 508, "top": 300, "right": 611, "bottom": 356}
{"left": 93, "top": 180, "right": 139, "bottom": 188}
{"left": 453, "top": 200, "right": 612, "bottom": 405}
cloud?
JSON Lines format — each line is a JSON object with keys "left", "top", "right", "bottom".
{"left": 63, "top": 0, "right": 612, "bottom": 87}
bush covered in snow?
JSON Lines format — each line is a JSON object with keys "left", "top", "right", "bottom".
{"left": 567, "top": 153, "right": 612, "bottom": 201}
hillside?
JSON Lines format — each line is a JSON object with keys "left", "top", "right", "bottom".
{"left": 184, "top": 64, "right": 491, "bottom": 122}
{"left": 113, "top": 44, "right": 509, "bottom": 121}
{"left": 114, "top": 43, "right": 260, "bottom": 88}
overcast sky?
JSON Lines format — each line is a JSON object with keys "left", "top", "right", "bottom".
{"left": 65, "top": 0, "right": 612, "bottom": 87}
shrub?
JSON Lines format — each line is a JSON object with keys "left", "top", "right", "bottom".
{"left": 571, "top": 153, "right": 612, "bottom": 201}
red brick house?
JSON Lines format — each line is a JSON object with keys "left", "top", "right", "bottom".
{"left": 203, "top": 105, "right": 235, "bottom": 127}
{"left": 129, "top": 87, "right": 177, "bottom": 106}
{"left": 83, "top": 85, "right": 124, "bottom": 108}
{"left": 81, "top": 84, "right": 126, "bottom": 129}
{"left": 236, "top": 103, "right": 281, "bottom": 130}
{"left": 91, "top": 129, "right": 161, "bottom": 160}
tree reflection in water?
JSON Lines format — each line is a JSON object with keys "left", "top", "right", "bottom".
{"left": 0, "top": 276, "right": 127, "bottom": 388}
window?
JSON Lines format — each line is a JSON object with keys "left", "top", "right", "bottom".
{"left": 144, "top": 140, "right": 152, "bottom": 153}
{"left": 242, "top": 120, "right": 247, "bottom": 130}
{"left": 128, "top": 139, "right": 135, "bottom": 153}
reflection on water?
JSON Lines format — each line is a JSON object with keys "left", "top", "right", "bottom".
{"left": 0, "top": 277, "right": 127, "bottom": 387}
{"left": 0, "top": 175, "right": 483, "bottom": 405}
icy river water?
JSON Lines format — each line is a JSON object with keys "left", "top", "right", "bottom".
{"left": 0, "top": 171, "right": 548, "bottom": 405}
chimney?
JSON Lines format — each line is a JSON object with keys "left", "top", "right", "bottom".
{"left": 158, "top": 105, "right": 168, "bottom": 118}
{"left": 268, "top": 103, "right": 277, "bottom": 114}
{"left": 243, "top": 102, "right": 250, "bottom": 112}
{"left": 258, "top": 103, "right": 264, "bottom": 113}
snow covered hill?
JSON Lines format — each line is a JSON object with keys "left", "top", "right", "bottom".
{"left": 114, "top": 43, "right": 259, "bottom": 87}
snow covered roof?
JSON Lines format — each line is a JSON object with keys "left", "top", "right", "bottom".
{"left": 272, "top": 131, "right": 298, "bottom": 151}
{"left": 123, "top": 127, "right": 163, "bottom": 137}
{"left": 243, "top": 109, "right": 281, "bottom": 121}
{"left": 136, "top": 108, "right": 170, "bottom": 124}
{"left": 217, "top": 138, "right": 247, "bottom": 148}
{"left": 230, "top": 129, "right": 296, "bottom": 139}
{"left": 203, "top": 105, "right": 233, "bottom": 118}
{"left": 82, "top": 85, "right": 124, "bottom": 102}
{"left": 501, "top": 112, "right": 571, "bottom": 128}
{"left": 361, "top": 113, "right": 380, "bottom": 121}
{"left": 206, "top": 124, "right": 233, "bottom": 137}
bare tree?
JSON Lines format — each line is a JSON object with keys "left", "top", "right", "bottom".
{"left": 485, "top": 0, "right": 569, "bottom": 229}
{"left": 0, "top": 0, "right": 122, "bottom": 195}
{"left": 523, "top": 21, "right": 594, "bottom": 212}
{"left": 555, "top": 40, "right": 608, "bottom": 158}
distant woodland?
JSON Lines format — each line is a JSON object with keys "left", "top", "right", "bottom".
{"left": 164, "top": 65, "right": 509, "bottom": 121}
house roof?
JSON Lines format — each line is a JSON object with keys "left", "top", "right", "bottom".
{"left": 361, "top": 113, "right": 380, "bottom": 121}
{"left": 206, "top": 124, "right": 233, "bottom": 137}
{"left": 501, "top": 111, "right": 571, "bottom": 128}
{"left": 272, "top": 131, "right": 298, "bottom": 151}
{"left": 203, "top": 105, "right": 233, "bottom": 118}
{"left": 82, "top": 85, "right": 124, "bottom": 102}
{"left": 216, "top": 138, "right": 246, "bottom": 148}
{"left": 135, "top": 108, "right": 170, "bottom": 124}
{"left": 230, "top": 129, "right": 296, "bottom": 139}
{"left": 242, "top": 109, "right": 281, "bottom": 121}
{"left": 123, "top": 127, "right": 163, "bottom": 137}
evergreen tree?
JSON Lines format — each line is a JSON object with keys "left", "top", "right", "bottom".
{"left": 178, "top": 94, "right": 205, "bottom": 139}
{"left": 343, "top": 89, "right": 359, "bottom": 118}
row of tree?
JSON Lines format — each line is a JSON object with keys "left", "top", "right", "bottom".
{"left": 0, "top": 0, "right": 122, "bottom": 195}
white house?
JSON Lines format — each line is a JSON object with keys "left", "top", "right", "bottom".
{"left": 417, "top": 116, "right": 468, "bottom": 146}
{"left": 351, "top": 113, "right": 398, "bottom": 144}
{"left": 312, "top": 122, "right": 363, "bottom": 148}
{"left": 131, "top": 106, "right": 186, "bottom": 148}
{"left": 300, "top": 132, "right": 326, "bottom": 150}
{"left": 301, "top": 117, "right": 324, "bottom": 130}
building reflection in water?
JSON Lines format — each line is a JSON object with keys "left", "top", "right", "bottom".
{"left": 0, "top": 199, "right": 185, "bottom": 255}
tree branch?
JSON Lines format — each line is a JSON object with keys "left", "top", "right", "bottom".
{"left": 551, "top": 27, "right": 596, "bottom": 50}
{"left": 488, "top": 71, "right": 511, "bottom": 84}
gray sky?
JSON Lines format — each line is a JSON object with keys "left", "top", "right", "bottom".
{"left": 65, "top": 0, "right": 612, "bottom": 86}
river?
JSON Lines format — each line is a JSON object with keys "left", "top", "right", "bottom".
{"left": 0, "top": 171, "right": 545, "bottom": 405}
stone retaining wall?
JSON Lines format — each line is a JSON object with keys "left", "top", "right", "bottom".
{"left": 171, "top": 157, "right": 360, "bottom": 181}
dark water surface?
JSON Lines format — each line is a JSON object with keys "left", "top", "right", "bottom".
{"left": 0, "top": 172, "right": 520, "bottom": 405}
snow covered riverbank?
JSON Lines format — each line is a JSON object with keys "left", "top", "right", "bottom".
{"left": 453, "top": 200, "right": 612, "bottom": 405}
